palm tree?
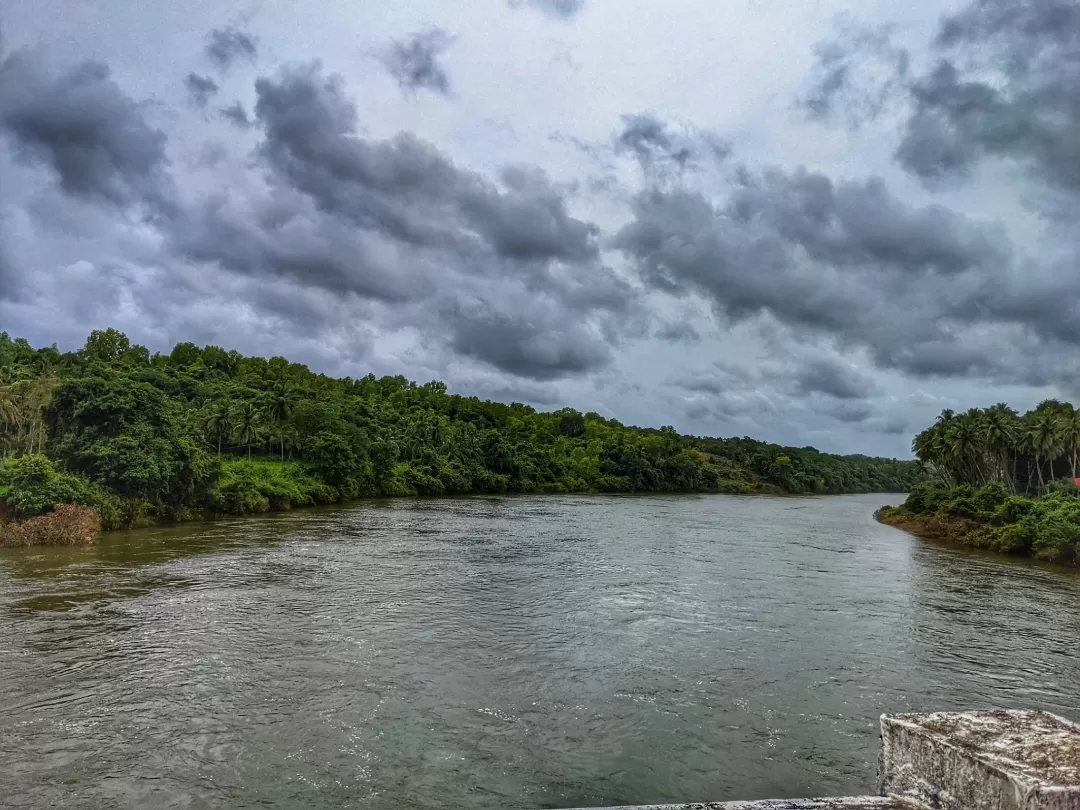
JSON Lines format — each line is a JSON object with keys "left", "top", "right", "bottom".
{"left": 941, "top": 410, "right": 984, "bottom": 486}
{"left": 202, "top": 402, "right": 233, "bottom": 457}
{"left": 1027, "top": 411, "right": 1062, "bottom": 490}
{"left": 983, "top": 403, "right": 1018, "bottom": 491}
{"left": 263, "top": 382, "right": 295, "bottom": 461}
{"left": 0, "top": 386, "right": 19, "bottom": 457}
{"left": 1064, "top": 408, "right": 1080, "bottom": 479}
{"left": 232, "top": 402, "right": 264, "bottom": 461}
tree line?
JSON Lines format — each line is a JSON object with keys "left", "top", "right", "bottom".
{"left": 881, "top": 400, "right": 1080, "bottom": 564}
{"left": 0, "top": 329, "right": 921, "bottom": 529}
{"left": 911, "top": 401, "right": 1080, "bottom": 493}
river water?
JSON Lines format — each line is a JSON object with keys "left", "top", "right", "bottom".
{"left": 1, "top": 493, "right": 1079, "bottom": 809}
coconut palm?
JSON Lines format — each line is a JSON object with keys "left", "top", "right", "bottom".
{"left": 1027, "top": 411, "right": 1062, "bottom": 490}
{"left": 202, "top": 402, "right": 233, "bottom": 457}
{"left": 263, "top": 382, "right": 296, "bottom": 461}
{"left": 0, "top": 386, "right": 19, "bottom": 457}
{"left": 232, "top": 402, "right": 264, "bottom": 461}
{"left": 943, "top": 411, "right": 983, "bottom": 485}
{"left": 984, "top": 403, "right": 1019, "bottom": 490}
{"left": 1063, "top": 408, "right": 1080, "bottom": 479}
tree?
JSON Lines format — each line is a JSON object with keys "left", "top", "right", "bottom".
{"left": 983, "top": 403, "right": 1018, "bottom": 491}
{"left": 1058, "top": 407, "right": 1080, "bottom": 480}
{"left": 309, "top": 431, "right": 359, "bottom": 488}
{"left": 47, "top": 377, "right": 217, "bottom": 507}
{"left": 263, "top": 382, "right": 296, "bottom": 461}
{"left": 202, "top": 402, "right": 233, "bottom": 457}
{"left": 1027, "top": 411, "right": 1062, "bottom": 490}
{"left": 231, "top": 402, "right": 264, "bottom": 461}
{"left": 169, "top": 342, "right": 203, "bottom": 368}
{"left": 0, "top": 386, "right": 18, "bottom": 456}
{"left": 81, "top": 329, "right": 131, "bottom": 364}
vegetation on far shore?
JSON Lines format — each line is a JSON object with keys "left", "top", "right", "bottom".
{"left": 0, "top": 329, "right": 920, "bottom": 544}
{"left": 877, "top": 401, "right": 1080, "bottom": 565}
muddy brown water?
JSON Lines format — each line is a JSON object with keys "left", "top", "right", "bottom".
{"left": 2, "top": 493, "right": 1079, "bottom": 809}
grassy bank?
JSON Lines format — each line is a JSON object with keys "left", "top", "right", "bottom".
{"left": 875, "top": 482, "right": 1080, "bottom": 565}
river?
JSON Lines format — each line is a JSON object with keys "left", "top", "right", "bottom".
{"left": 1, "top": 493, "right": 1079, "bottom": 809}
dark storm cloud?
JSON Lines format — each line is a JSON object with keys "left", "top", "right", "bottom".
{"left": 615, "top": 166, "right": 1009, "bottom": 327}
{"left": 184, "top": 73, "right": 219, "bottom": 108}
{"left": 614, "top": 113, "right": 729, "bottom": 177}
{"left": 219, "top": 100, "right": 253, "bottom": 129}
{"left": 165, "top": 62, "right": 628, "bottom": 380}
{"left": 811, "top": 1, "right": 1080, "bottom": 195}
{"left": 788, "top": 0, "right": 1080, "bottom": 390}
{"left": 612, "top": 164, "right": 1080, "bottom": 384}
{"left": 381, "top": 28, "right": 453, "bottom": 96}
{"left": 206, "top": 26, "right": 257, "bottom": 72}
{"left": 654, "top": 319, "right": 700, "bottom": 342}
{"left": 0, "top": 221, "right": 17, "bottom": 301}
{"left": 669, "top": 361, "right": 757, "bottom": 396}
{"left": 510, "top": 0, "right": 585, "bottom": 19}
{"left": 0, "top": 51, "right": 171, "bottom": 210}
{"left": 249, "top": 63, "right": 599, "bottom": 262}
{"left": 802, "top": 17, "right": 909, "bottom": 126}
{"left": 827, "top": 401, "right": 875, "bottom": 424}
{"left": 439, "top": 300, "right": 613, "bottom": 380}
{"left": 792, "top": 357, "right": 878, "bottom": 400}
{"left": 872, "top": 415, "right": 911, "bottom": 436}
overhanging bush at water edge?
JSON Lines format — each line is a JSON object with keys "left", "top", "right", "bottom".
{"left": 0, "top": 504, "right": 102, "bottom": 548}
{"left": 876, "top": 481, "right": 1080, "bottom": 564}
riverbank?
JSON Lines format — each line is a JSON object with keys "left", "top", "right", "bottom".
{"left": 0, "top": 469, "right": 795, "bottom": 547}
{"left": 874, "top": 483, "right": 1080, "bottom": 566}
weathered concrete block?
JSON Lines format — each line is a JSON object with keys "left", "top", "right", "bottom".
{"left": 880, "top": 710, "right": 1080, "bottom": 810}
{"left": 568, "top": 799, "right": 918, "bottom": 809}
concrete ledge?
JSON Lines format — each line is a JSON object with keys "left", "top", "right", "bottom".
{"left": 565, "top": 710, "right": 1080, "bottom": 810}
{"left": 880, "top": 710, "right": 1080, "bottom": 809}
{"left": 567, "top": 800, "right": 919, "bottom": 810}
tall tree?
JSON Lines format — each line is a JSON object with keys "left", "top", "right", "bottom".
{"left": 0, "top": 386, "right": 19, "bottom": 457}
{"left": 984, "top": 403, "right": 1018, "bottom": 491}
{"left": 1064, "top": 408, "right": 1080, "bottom": 479}
{"left": 1027, "top": 411, "right": 1062, "bottom": 490}
{"left": 202, "top": 402, "right": 233, "bottom": 458}
{"left": 263, "top": 382, "right": 295, "bottom": 461}
{"left": 232, "top": 402, "right": 264, "bottom": 461}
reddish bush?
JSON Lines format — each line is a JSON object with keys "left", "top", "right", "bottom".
{"left": 0, "top": 504, "right": 102, "bottom": 548}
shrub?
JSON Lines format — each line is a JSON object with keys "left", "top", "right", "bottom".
{"left": 0, "top": 455, "right": 106, "bottom": 518}
{"left": 0, "top": 504, "right": 102, "bottom": 547}
{"left": 987, "top": 523, "right": 1034, "bottom": 554}
{"left": 210, "top": 459, "right": 338, "bottom": 514}
{"left": 904, "top": 483, "right": 950, "bottom": 515}
{"left": 1046, "top": 478, "right": 1080, "bottom": 497}
{"left": 992, "top": 495, "right": 1036, "bottom": 525}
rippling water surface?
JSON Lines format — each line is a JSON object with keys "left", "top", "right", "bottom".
{"left": 2, "top": 493, "right": 1079, "bottom": 809}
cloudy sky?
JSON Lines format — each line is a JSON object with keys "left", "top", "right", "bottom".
{"left": 1, "top": 0, "right": 1077, "bottom": 457}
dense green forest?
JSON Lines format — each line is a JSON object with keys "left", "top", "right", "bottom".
{"left": 879, "top": 401, "right": 1080, "bottom": 564}
{"left": 0, "top": 329, "right": 920, "bottom": 533}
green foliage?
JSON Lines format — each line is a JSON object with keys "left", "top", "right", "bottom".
{"left": 894, "top": 481, "right": 1080, "bottom": 563}
{"left": 0, "top": 454, "right": 101, "bottom": 518}
{"left": 895, "top": 401, "right": 1080, "bottom": 563}
{"left": 0, "top": 329, "right": 923, "bottom": 533}
{"left": 308, "top": 432, "right": 360, "bottom": 488}
{"left": 47, "top": 377, "right": 218, "bottom": 511}
{"left": 214, "top": 460, "right": 337, "bottom": 514}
